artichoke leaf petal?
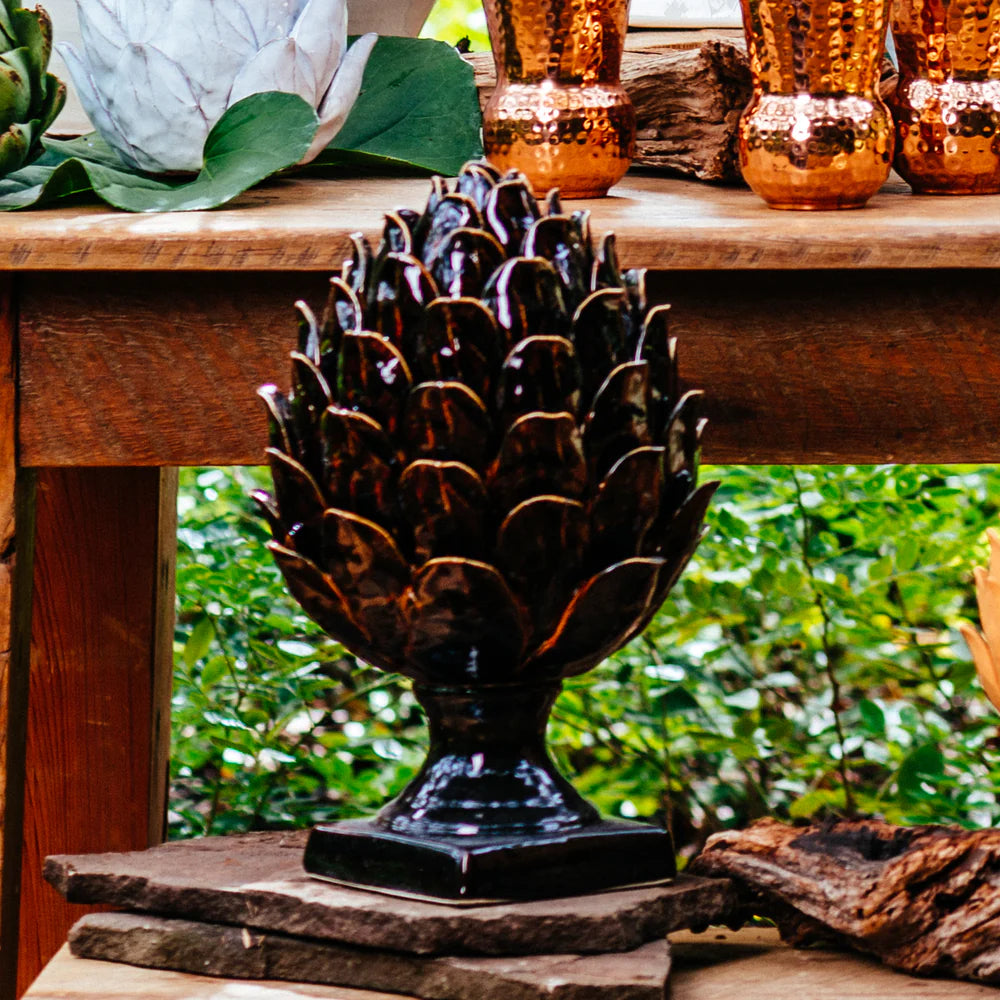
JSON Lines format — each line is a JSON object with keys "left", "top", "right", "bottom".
{"left": 497, "top": 495, "right": 589, "bottom": 649}
{"left": 0, "top": 48, "right": 35, "bottom": 122}
{"left": 33, "top": 72, "right": 66, "bottom": 134}
{"left": 404, "top": 557, "right": 526, "bottom": 684}
{"left": 321, "top": 507, "right": 410, "bottom": 598}
{"left": 267, "top": 541, "right": 370, "bottom": 650}
{"left": 523, "top": 557, "right": 664, "bottom": 679}
{"left": 399, "top": 459, "right": 489, "bottom": 562}
{"left": 11, "top": 7, "right": 50, "bottom": 80}
{"left": 0, "top": 126, "right": 28, "bottom": 177}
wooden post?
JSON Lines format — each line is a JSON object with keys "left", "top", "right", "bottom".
{"left": 0, "top": 277, "right": 37, "bottom": 998}
{"left": 14, "top": 468, "right": 177, "bottom": 996}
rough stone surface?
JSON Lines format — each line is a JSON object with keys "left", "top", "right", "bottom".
{"left": 45, "top": 831, "right": 736, "bottom": 957}
{"left": 689, "top": 817, "right": 1000, "bottom": 985}
{"left": 69, "top": 912, "right": 670, "bottom": 1000}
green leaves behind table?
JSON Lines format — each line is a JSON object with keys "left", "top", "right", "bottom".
{"left": 0, "top": 37, "right": 483, "bottom": 212}
{"left": 172, "top": 465, "right": 1000, "bottom": 854}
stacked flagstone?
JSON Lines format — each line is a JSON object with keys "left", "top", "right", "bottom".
{"left": 46, "top": 831, "right": 737, "bottom": 1000}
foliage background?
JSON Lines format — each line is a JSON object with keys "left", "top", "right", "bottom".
{"left": 169, "top": 0, "right": 1000, "bottom": 857}
{"left": 172, "top": 464, "right": 1000, "bottom": 858}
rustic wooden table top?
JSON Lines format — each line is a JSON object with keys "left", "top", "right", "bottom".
{"left": 8, "top": 169, "right": 1000, "bottom": 996}
{"left": 24, "top": 929, "right": 1000, "bottom": 999}
{"left": 0, "top": 172, "right": 993, "bottom": 273}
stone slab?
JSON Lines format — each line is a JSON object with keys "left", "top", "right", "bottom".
{"left": 28, "top": 931, "right": 1000, "bottom": 1000}
{"left": 45, "top": 831, "right": 736, "bottom": 957}
{"left": 68, "top": 912, "right": 669, "bottom": 1000}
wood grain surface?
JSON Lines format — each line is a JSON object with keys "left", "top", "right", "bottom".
{"left": 16, "top": 469, "right": 175, "bottom": 996}
{"left": 690, "top": 819, "right": 1000, "bottom": 985}
{"left": 0, "top": 174, "right": 998, "bottom": 273}
{"left": 18, "top": 269, "right": 1000, "bottom": 468}
{"left": 24, "top": 930, "right": 1000, "bottom": 1000}
{"left": 0, "top": 279, "right": 37, "bottom": 999}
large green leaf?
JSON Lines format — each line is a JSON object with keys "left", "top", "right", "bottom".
{"left": 314, "top": 36, "right": 483, "bottom": 175}
{"left": 0, "top": 91, "right": 318, "bottom": 212}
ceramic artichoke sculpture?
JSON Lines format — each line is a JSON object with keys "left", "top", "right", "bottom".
{"left": 59, "top": 0, "right": 375, "bottom": 173}
{"left": 255, "top": 160, "right": 716, "bottom": 690}
{"left": 961, "top": 528, "right": 1000, "bottom": 713}
{"left": 0, "top": 0, "right": 65, "bottom": 175}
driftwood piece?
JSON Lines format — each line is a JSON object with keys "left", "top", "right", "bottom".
{"left": 45, "top": 831, "right": 736, "bottom": 958}
{"left": 688, "top": 817, "right": 1000, "bottom": 985}
{"left": 68, "top": 912, "right": 671, "bottom": 1000}
{"left": 465, "top": 31, "right": 751, "bottom": 183}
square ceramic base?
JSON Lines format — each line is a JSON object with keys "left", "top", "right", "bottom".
{"left": 303, "top": 818, "right": 676, "bottom": 904}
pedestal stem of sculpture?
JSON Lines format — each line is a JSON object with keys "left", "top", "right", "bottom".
{"left": 305, "top": 682, "right": 675, "bottom": 902}
{"left": 481, "top": 0, "right": 636, "bottom": 197}
{"left": 737, "top": 0, "right": 894, "bottom": 208}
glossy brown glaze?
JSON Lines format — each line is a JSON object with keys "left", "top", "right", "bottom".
{"left": 257, "top": 161, "right": 714, "bottom": 897}
{"left": 258, "top": 159, "right": 713, "bottom": 690}
{"left": 481, "top": 0, "right": 635, "bottom": 198}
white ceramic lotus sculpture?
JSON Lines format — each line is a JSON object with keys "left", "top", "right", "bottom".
{"left": 59, "top": 0, "right": 377, "bottom": 173}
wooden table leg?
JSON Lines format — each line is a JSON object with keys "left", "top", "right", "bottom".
{"left": 0, "top": 276, "right": 38, "bottom": 998}
{"left": 14, "top": 467, "right": 177, "bottom": 997}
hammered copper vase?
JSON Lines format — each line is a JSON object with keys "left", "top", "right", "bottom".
{"left": 891, "top": 0, "right": 1000, "bottom": 193}
{"left": 738, "top": 0, "right": 895, "bottom": 208}
{"left": 481, "top": 0, "right": 635, "bottom": 198}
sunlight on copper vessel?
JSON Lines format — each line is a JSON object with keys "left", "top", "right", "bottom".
{"left": 481, "top": 0, "right": 635, "bottom": 198}
{"left": 738, "top": 0, "right": 894, "bottom": 209}
{"left": 891, "top": 0, "right": 1000, "bottom": 194}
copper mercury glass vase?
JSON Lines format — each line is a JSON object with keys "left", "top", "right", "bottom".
{"left": 481, "top": 0, "right": 635, "bottom": 198}
{"left": 890, "top": 0, "right": 1000, "bottom": 193}
{"left": 738, "top": 0, "right": 895, "bottom": 208}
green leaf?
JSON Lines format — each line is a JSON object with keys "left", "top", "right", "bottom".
{"left": 0, "top": 91, "right": 318, "bottom": 211}
{"left": 659, "top": 685, "right": 700, "bottom": 713}
{"left": 184, "top": 616, "right": 215, "bottom": 668}
{"left": 897, "top": 742, "right": 945, "bottom": 799}
{"left": 723, "top": 688, "right": 761, "bottom": 711}
{"left": 789, "top": 787, "right": 847, "bottom": 819}
{"left": 858, "top": 698, "right": 885, "bottom": 735}
{"left": 318, "top": 36, "right": 482, "bottom": 175}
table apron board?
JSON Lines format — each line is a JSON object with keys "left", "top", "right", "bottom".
{"left": 14, "top": 267, "right": 1000, "bottom": 469}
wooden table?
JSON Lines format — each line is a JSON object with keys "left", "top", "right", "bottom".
{"left": 22, "top": 929, "right": 1000, "bottom": 998}
{"left": 3, "top": 172, "right": 1000, "bottom": 998}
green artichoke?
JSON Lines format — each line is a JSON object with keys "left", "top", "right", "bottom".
{"left": 0, "top": 0, "right": 64, "bottom": 175}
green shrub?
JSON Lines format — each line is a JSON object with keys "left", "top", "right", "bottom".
{"left": 171, "top": 464, "right": 1000, "bottom": 855}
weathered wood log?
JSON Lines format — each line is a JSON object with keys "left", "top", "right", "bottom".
{"left": 688, "top": 817, "right": 1000, "bottom": 985}
{"left": 465, "top": 31, "right": 752, "bottom": 183}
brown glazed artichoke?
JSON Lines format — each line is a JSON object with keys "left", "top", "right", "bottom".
{"left": 255, "top": 160, "right": 717, "bottom": 902}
